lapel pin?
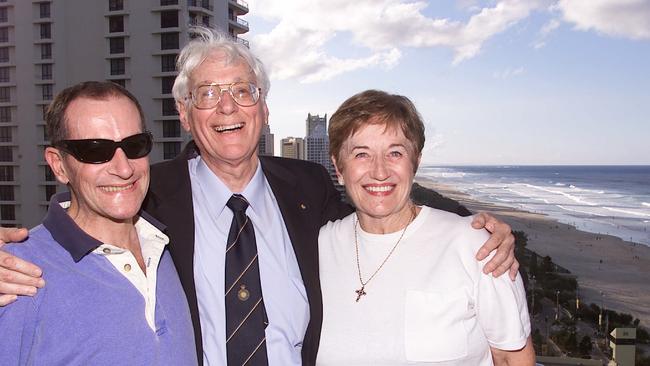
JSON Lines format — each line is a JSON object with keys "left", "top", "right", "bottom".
{"left": 299, "top": 203, "right": 307, "bottom": 210}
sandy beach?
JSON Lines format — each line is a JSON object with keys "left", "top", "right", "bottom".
{"left": 416, "top": 178, "right": 650, "bottom": 328}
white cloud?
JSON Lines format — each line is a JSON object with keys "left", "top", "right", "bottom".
{"left": 249, "top": 0, "right": 544, "bottom": 82}
{"left": 533, "top": 18, "right": 560, "bottom": 49}
{"left": 492, "top": 66, "right": 525, "bottom": 79}
{"left": 247, "top": 0, "right": 650, "bottom": 84}
{"left": 557, "top": 0, "right": 650, "bottom": 40}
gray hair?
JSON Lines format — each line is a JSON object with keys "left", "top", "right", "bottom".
{"left": 172, "top": 26, "right": 270, "bottom": 110}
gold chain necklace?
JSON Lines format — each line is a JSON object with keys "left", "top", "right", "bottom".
{"left": 354, "top": 205, "right": 416, "bottom": 302}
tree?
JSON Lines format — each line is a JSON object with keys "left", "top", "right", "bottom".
{"left": 541, "top": 255, "right": 553, "bottom": 274}
{"left": 578, "top": 335, "right": 593, "bottom": 357}
{"left": 529, "top": 252, "right": 538, "bottom": 277}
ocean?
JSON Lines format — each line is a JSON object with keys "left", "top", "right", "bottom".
{"left": 416, "top": 165, "right": 650, "bottom": 246}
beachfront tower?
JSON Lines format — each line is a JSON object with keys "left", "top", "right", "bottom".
{"left": 608, "top": 328, "right": 636, "bottom": 366}
{"left": 0, "top": 0, "right": 249, "bottom": 228}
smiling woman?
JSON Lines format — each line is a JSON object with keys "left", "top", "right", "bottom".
{"left": 316, "top": 89, "right": 535, "bottom": 366}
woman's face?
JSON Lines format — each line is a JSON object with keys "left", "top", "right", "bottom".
{"left": 334, "top": 122, "right": 419, "bottom": 227}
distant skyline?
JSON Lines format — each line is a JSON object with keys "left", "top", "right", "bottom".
{"left": 245, "top": 0, "right": 650, "bottom": 165}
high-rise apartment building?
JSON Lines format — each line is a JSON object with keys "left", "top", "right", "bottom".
{"left": 0, "top": 0, "right": 249, "bottom": 227}
{"left": 304, "top": 113, "right": 330, "bottom": 170}
{"left": 303, "top": 113, "right": 346, "bottom": 201}
{"left": 280, "top": 137, "right": 304, "bottom": 160}
{"left": 258, "top": 123, "right": 273, "bottom": 156}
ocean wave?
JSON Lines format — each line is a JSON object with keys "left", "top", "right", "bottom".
{"left": 555, "top": 205, "right": 608, "bottom": 217}
{"left": 603, "top": 206, "right": 650, "bottom": 218}
{"left": 643, "top": 202, "right": 650, "bottom": 208}
{"left": 522, "top": 184, "right": 599, "bottom": 206}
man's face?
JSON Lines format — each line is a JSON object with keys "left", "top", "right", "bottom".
{"left": 46, "top": 95, "right": 149, "bottom": 227}
{"left": 178, "top": 54, "right": 269, "bottom": 171}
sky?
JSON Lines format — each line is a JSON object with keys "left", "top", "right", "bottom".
{"left": 244, "top": 0, "right": 650, "bottom": 165}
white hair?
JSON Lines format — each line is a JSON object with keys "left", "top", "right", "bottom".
{"left": 172, "top": 26, "right": 270, "bottom": 110}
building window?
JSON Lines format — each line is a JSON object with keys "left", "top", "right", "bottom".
{"left": 109, "top": 16, "right": 124, "bottom": 33}
{"left": 39, "top": 3, "right": 51, "bottom": 18}
{"left": 110, "top": 79, "right": 126, "bottom": 87}
{"left": 41, "top": 64, "right": 52, "bottom": 80}
{"left": 0, "top": 186, "right": 13, "bottom": 201}
{"left": 110, "top": 58, "right": 125, "bottom": 75}
{"left": 0, "top": 107, "right": 10, "bottom": 122}
{"left": 45, "top": 185, "right": 56, "bottom": 201}
{"left": 41, "top": 43, "right": 52, "bottom": 59}
{"left": 41, "top": 105, "right": 48, "bottom": 120}
{"left": 0, "top": 67, "right": 8, "bottom": 82}
{"left": 0, "top": 204, "right": 15, "bottom": 220}
{"left": 161, "top": 54, "right": 176, "bottom": 72}
{"left": 161, "top": 76, "right": 175, "bottom": 94}
{"left": 109, "top": 37, "right": 125, "bottom": 54}
{"left": 0, "top": 8, "right": 7, "bottom": 23}
{"left": 0, "top": 87, "right": 9, "bottom": 102}
{"left": 162, "top": 98, "right": 177, "bottom": 116}
{"left": 163, "top": 120, "right": 181, "bottom": 137}
{"left": 42, "top": 84, "right": 53, "bottom": 100}
{"left": 163, "top": 142, "right": 181, "bottom": 159}
{"left": 0, "top": 47, "right": 7, "bottom": 62}
{"left": 0, "top": 126, "right": 10, "bottom": 142}
{"left": 40, "top": 23, "right": 51, "bottom": 39}
{"left": 109, "top": 0, "right": 124, "bottom": 11}
{"left": 0, "top": 146, "right": 12, "bottom": 161}
{"left": 160, "top": 0, "right": 178, "bottom": 5}
{"left": 44, "top": 166, "right": 55, "bottom": 181}
{"left": 160, "top": 11, "right": 178, "bottom": 28}
{"left": 160, "top": 33, "right": 179, "bottom": 50}
{"left": 0, "top": 27, "right": 8, "bottom": 43}
{"left": 0, "top": 166, "right": 12, "bottom": 181}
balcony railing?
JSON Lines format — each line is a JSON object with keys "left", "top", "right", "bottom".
{"left": 231, "top": 0, "right": 248, "bottom": 11}
{"left": 235, "top": 37, "right": 249, "bottom": 48}
{"left": 229, "top": 15, "right": 248, "bottom": 28}
{"left": 187, "top": 0, "right": 212, "bottom": 11}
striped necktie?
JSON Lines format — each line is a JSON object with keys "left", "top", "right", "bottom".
{"left": 225, "top": 194, "right": 269, "bottom": 365}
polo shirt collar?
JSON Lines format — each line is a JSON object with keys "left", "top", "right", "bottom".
{"left": 42, "top": 192, "right": 166, "bottom": 262}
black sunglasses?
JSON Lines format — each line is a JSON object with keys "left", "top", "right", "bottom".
{"left": 53, "top": 132, "right": 153, "bottom": 164}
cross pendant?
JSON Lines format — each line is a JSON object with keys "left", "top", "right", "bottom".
{"left": 355, "top": 286, "right": 367, "bottom": 302}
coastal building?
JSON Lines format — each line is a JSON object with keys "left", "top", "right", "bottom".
{"left": 258, "top": 123, "right": 274, "bottom": 156}
{"left": 0, "top": 0, "right": 249, "bottom": 227}
{"left": 303, "top": 113, "right": 345, "bottom": 201}
{"left": 304, "top": 113, "right": 331, "bottom": 171}
{"left": 608, "top": 328, "right": 636, "bottom": 366}
{"left": 281, "top": 137, "right": 304, "bottom": 160}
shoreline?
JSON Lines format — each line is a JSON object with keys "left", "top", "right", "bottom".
{"left": 416, "top": 178, "right": 650, "bottom": 328}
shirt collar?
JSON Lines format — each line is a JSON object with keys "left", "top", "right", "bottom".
{"left": 194, "top": 156, "right": 267, "bottom": 215}
{"left": 42, "top": 192, "right": 167, "bottom": 262}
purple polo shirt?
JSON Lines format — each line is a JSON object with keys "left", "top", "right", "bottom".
{"left": 0, "top": 192, "right": 197, "bottom": 365}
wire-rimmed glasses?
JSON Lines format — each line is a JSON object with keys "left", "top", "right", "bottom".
{"left": 189, "top": 82, "right": 261, "bottom": 109}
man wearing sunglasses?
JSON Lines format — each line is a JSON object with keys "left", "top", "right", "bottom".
{"left": 0, "top": 81, "right": 197, "bottom": 365}
{"left": 0, "top": 28, "right": 517, "bottom": 365}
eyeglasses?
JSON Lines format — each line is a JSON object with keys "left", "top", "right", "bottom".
{"left": 189, "top": 82, "right": 261, "bottom": 109}
{"left": 53, "top": 132, "right": 153, "bottom": 164}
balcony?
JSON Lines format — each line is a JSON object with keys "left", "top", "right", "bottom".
{"left": 229, "top": 15, "right": 248, "bottom": 33}
{"left": 235, "top": 36, "right": 249, "bottom": 48}
{"left": 229, "top": 0, "right": 249, "bottom": 15}
{"left": 187, "top": 0, "right": 212, "bottom": 11}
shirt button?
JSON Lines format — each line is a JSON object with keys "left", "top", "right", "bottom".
{"left": 103, "top": 248, "right": 111, "bottom": 254}
{"left": 124, "top": 264, "right": 132, "bottom": 272}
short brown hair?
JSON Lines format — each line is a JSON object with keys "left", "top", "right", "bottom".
{"left": 46, "top": 81, "right": 146, "bottom": 144}
{"left": 328, "top": 89, "right": 425, "bottom": 170}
